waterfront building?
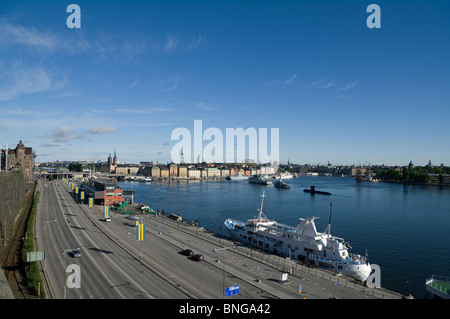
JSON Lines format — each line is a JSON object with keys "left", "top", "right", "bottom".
{"left": 4, "top": 140, "right": 34, "bottom": 183}
{"left": 160, "top": 165, "right": 169, "bottom": 178}
{"left": 114, "top": 165, "right": 140, "bottom": 175}
{"left": 178, "top": 166, "right": 187, "bottom": 178}
{"left": 81, "top": 178, "right": 124, "bottom": 205}
{"left": 188, "top": 168, "right": 200, "bottom": 179}
{"left": 151, "top": 165, "right": 160, "bottom": 178}
{"left": 169, "top": 163, "right": 178, "bottom": 177}
{"left": 207, "top": 167, "right": 220, "bottom": 178}
{"left": 220, "top": 168, "right": 230, "bottom": 178}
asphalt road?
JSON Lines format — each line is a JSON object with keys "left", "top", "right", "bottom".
{"left": 35, "top": 178, "right": 401, "bottom": 300}
{"left": 35, "top": 179, "right": 188, "bottom": 299}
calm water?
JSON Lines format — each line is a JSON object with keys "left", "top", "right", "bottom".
{"left": 118, "top": 176, "right": 450, "bottom": 298}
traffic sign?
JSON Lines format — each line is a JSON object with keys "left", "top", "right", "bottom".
{"left": 27, "top": 251, "right": 45, "bottom": 262}
{"left": 225, "top": 285, "right": 239, "bottom": 297}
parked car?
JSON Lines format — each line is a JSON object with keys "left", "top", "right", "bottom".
{"left": 193, "top": 254, "right": 204, "bottom": 261}
{"left": 181, "top": 249, "right": 194, "bottom": 256}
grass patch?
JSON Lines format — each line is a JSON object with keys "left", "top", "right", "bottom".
{"left": 22, "top": 189, "right": 46, "bottom": 298}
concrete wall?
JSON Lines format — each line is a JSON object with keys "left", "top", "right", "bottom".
{"left": 0, "top": 171, "right": 26, "bottom": 243}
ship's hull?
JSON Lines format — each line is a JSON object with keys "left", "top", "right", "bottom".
{"left": 249, "top": 177, "right": 273, "bottom": 185}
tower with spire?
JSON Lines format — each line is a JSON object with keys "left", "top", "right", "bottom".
{"left": 113, "top": 149, "right": 118, "bottom": 165}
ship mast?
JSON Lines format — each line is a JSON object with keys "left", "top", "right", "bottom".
{"left": 327, "top": 202, "right": 333, "bottom": 238}
{"left": 257, "top": 191, "right": 265, "bottom": 222}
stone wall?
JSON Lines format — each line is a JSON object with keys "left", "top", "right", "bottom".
{"left": 0, "top": 171, "right": 26, "bottom": 244}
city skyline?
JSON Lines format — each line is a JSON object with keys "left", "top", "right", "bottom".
{"left": 1, "top": 1, "right": 449, "bottom": 167}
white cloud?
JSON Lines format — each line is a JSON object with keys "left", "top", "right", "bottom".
{"left": 339, "top": 81, "right": 358, "bottom": 90}
{"left": 162, "top": 34, "right": 179, "bottom": 51}
{"left": 187, "top": 36, "right": 204, "bottom": 51}
{"left": 0, "top": 61, "right": 66, "bottom": 101}
{"left": 195, "top": 102, "right": 219, "bottom": 111}
{"left": 267, "top": 74, "right": 297, "bottom": 86}
{"left": 39, "top": 126, "right": 79, "bottom": 142}
{"left": 309, "top": 78, "right": 358, "bottom": 91}
{"left": 88, "top": 126, "right": 118, "bottom": 134}
{"left": 0, "top": 22, "right": 58, "bottom": 50}
{"left": 161, "top": 83, "right": 178, "bottom": 92}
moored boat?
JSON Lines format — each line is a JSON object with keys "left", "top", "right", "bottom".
{"left": 224, "top": 192, "right": 373, "bottom": 283}
{"left": 226, "top": 173, "right": 249, "bottom": 181}
{"left": 248, "top": 175, "right": 273, "bottom": 185}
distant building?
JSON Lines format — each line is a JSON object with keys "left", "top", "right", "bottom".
{"left": 220, "top": 168, "right": 230, "bottom": 178}
{"left": 100, "top": 150, "right": 118, "bottom": 173}
{"left": 207, "top": 167, "right": 220, "bottom": 178}
{"left": 160, "top": 165, "right": 169, "bottom": 178}
{"left": 151, "top": 165, "right": 160, "bottom": 178}
{"left": 178, "top": 166, "right": 188, "bottom": 178}
{"left": 4, "top": 140, "right": 34, "bottom": 183}
{"left": 169, "top": 163, "right": 178, "bottom": 177}
{"left": 188, "top": 168, "right": 200, "bottom": 179}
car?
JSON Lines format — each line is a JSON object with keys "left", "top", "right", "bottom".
{"left": 181, "top": 249, "right": 194, "bottom": 256}
{"left": 193, "top": 254, "right": 204, "bottom": 261}
{"left": 72, "top": 249, "right": 81, "bottom": 258}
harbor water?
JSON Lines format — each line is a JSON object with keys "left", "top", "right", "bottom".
{"left": 118, "top": 176, "right": 450, "bottom": 298}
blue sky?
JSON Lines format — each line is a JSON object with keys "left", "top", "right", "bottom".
{"left": 0, "top": 0, "right": 449, "bottom": 166}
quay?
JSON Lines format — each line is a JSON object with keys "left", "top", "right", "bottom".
{"left": 142, "top": 212, "right": 402, "bottom": 299}
{"left": 85, "top": 202, "right": 402, "bottom": 298}
{"left": 426, "top": 275, "right": 450, "bottom": 299}
{"left": 37, "top": 177, "right": 403, "bottom": 299}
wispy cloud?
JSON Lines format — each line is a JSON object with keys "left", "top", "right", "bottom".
{"left": 187, "top": 35, "right": 204, "bottom": 51}
{"left": 309, "top": 78, "right": 358, "bottom": 91}
{"left": 338, "top": 81, "right": 358, "bottom": 90}
{"left": 0, "top": 21, "right": 58, "bottom": 50}
{"left": 148, "top": 75, "right": 182, "bottom": 92}
{"left": 162, "top": 34, "right": 179, "bottom": 51}
{"left": 195, "top": 102, "right": 219, "bottom": 111}
{"left": 39, "top": 126, "right": 81, "bottom": 143}
{"left": 88, "top": 126, "right": 118, "bottom": 134}
{"left": 267, "top": 74, "right": 297, "bottom": 86}
{"left": 127, "top": 79, "right": 139, "bottom": 89}
{"left": 115, "top": 107, "right": 173, "bottom": 114}
{"left": 161, "top": 83, "right": 178, "bottom": 92}
{"left": 0, "top": 60, "right": 66, "bottom": 101}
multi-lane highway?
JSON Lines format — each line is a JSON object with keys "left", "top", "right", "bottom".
{"left": 35, "top": 179, "right": 188, "bottom": 299}
{"left": 35, "top": 178, "right": 401, "bottom": 299}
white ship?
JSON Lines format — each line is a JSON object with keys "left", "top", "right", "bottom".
{"left": 248, "top": 175, "right": 273, "bottom": 185}
{"left": 226, "top": 173, "right": 249, "bottom": 181}
{"left": 224, "top": 192, "right": 373, "bottom": 283}
{"left": 274, "top": 172, "right": 294, "bottom": 179}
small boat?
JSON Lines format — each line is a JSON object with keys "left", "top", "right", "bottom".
{"left": 248, "top": 175, "right": 273, "bottom": 185}
{"left": 274, "top": 176, "right": 290, "bottom": 189}
{"left": 226, "top": 173, "right": 249, "bottom": 181}
{"left": 274, "top": 172, "right": 294, "bottom": 179}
